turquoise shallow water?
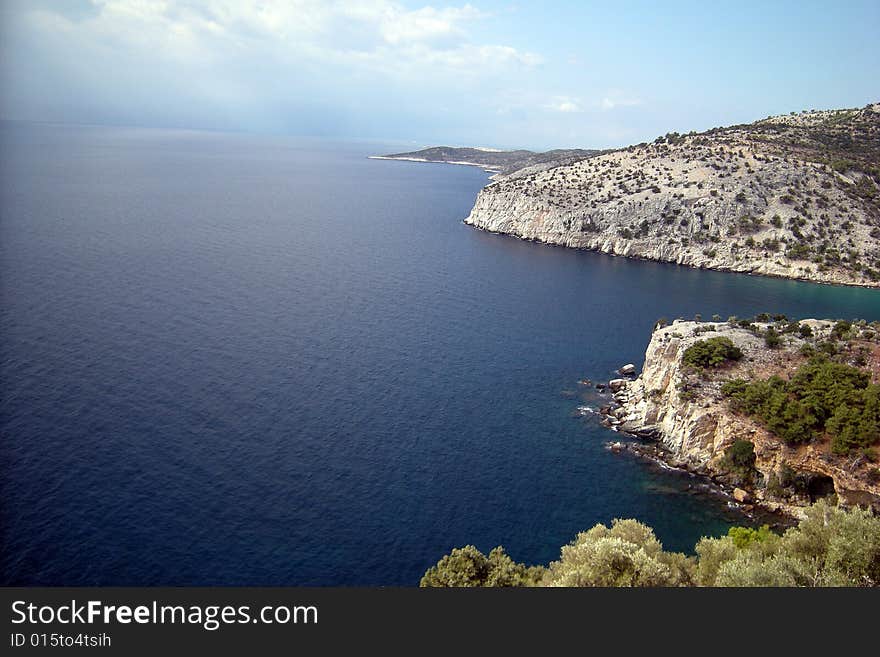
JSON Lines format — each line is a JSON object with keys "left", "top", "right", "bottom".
{"left": 2, "top": 122, "right": 879, "bottom": 585}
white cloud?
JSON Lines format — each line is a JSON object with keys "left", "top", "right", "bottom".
{"left": 598, "top": 90, "right": 642, "bottom": 110}
{"left": 378, "top": 4, "right": 485, "bottom": 46}
{"left": 64, "top": 1, "right": 537, "bottom": 77}
{"left": 1, "top": 0, "right": 546, "bottom": 137}
{"left": 545, "top": 96, "right": 583, "bottom": 113}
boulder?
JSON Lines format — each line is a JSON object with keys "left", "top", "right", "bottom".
{"left": 608, "top": 378, "right": 627, "bottom": 392}
{"left": 732, "top": 487, "right": 751, "bottom": 503}
{"left": 619, "top": 363, "right": 636, "bottom": 376}
{"left": 633, "top": 425, "right": 660, "bottom": 439}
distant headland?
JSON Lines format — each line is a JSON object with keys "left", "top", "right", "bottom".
{"left": 374, "top": 103, "right": 880, "bottom": 288}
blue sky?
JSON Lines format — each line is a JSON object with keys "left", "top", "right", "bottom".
{"left": 1, "top": 0, "right": 878, "bottom": 149}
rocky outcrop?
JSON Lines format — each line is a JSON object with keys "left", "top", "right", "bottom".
{"left": 465, "top": 104, "right": 880, "bottom": 288}
{"left": 608, "top": 320, "right": 880, "bottom": 517}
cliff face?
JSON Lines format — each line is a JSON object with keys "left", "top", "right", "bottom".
{"left": 610, "top": 320, "right": 880, "bottom": 517}
{"left": 465, "top": 104, "right": 880, "bottom": 288}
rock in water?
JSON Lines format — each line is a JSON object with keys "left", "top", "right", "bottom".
{"left": 608, "top": 378, "right": 627, "bottom": 392}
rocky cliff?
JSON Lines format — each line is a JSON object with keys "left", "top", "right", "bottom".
{"left": 607, "top": 319, "right": 880, "bottom": 517}
{"left": 465, "top": 104, "right": 880, "bottom": 287}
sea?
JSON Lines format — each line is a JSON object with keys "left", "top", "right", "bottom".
{"left": 2, "top": 122, "right": 879, "bottom": 585}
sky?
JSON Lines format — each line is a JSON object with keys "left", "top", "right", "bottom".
{"left": 1, "top": 0, "right": 878, "bottom": 150}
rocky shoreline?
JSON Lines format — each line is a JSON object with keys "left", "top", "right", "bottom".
{"left": 569, "top": 366, "right": 795, "bottom": 531}
{"left": 587, "top": 320, "right": 880, "bottom": 521}
{"left": 604, "top": 435, "right": 797, "bottom": 530}
{"left": 575, "top": 364, "right": 788, "bottom": 522}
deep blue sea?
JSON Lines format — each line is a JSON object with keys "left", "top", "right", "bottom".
{"left": 2, "top": 122, "right": 879, "bottom": 585}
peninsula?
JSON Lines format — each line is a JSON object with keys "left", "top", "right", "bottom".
{"left": 464, "top": 104, "right": 880, "bottom": 287}
{"left": 371, "top": 145, "right": 603, "bottom": 174}
{"left": 377, "top": 104, "right": 880, "bottom": 287}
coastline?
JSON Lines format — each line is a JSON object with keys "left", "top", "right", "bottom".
{"left": 463, "top": 220, "right": 880, "bottom": 290}
{"left": 578, "top": 371, "right": 801, "bottom": 525}
{"left": 604, "top": 433, "right": 798, "bottom": 525}
{"left": 603, "top": 434, "right": 798, "bottom": 529}
{"left": 368, "top": 155, "right": 502, "bottom": 173}
{"left": 593, "top": 320, "right": 880, "bottom": 520}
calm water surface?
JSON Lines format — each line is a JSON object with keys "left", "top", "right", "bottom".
{"left": 2, "top": 123, "right": 879, "bottom": 585}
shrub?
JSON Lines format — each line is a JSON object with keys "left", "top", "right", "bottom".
{"left": 420, "top": 545, "right": 544, "bottom": 587}
{"left": 682, "top": 337, "right": 744, "bottom": 369}
{"left": 541, "top": 519, "right": 694, "bottom": 587}
{"left": 764, "top": 328, "right": 782, "bottom": 349}
{"left": 697, "top": 500, "right": 880, "bottom": 586}
{"left": 728, "top": 525, "right": 774, "bottom": 549}
{"left": 818, "top": 340, "right": 837, "bottom": 356}
{"left": 831, "top": 320, "right": 852, "bottom": 340}
{"left": 722, "top": 440, "right": 757, "bottom": 482}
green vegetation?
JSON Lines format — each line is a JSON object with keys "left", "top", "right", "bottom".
{"left": 763, "top": 327, "right": 782, "bottom": 348}
{"left": 422, "top": 501, "right": 880, "bottom": 587}
{"left": 682, "top": 336, "right": 743, "bottom": 369}
{"left": 722, "top": 440, "right": 757, "bottom": 482}
{"left": 541, "top": 519, "right": 693, "bottom": 587}
{"left": 695, "top": 501, "right": 880, "bottom": 586}
{"left": 722, "top": 356, "right": 880, "bottom": 453}
{"left": 419, "top": 545, "right": 544, "bottom": 587}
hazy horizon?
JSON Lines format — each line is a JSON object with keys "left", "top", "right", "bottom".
{"left": 1, "top": 1, "right": 878, "bottom": 151}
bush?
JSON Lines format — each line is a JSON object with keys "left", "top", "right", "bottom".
{"left": 682, "top": 337, "right": 744, "bottom": 369}
{"left": 724, "top": 440, "right": 756, "bottom": 471}
{"left": 831, "top": 320, "right": 852, "bottom": 340}
{"left": 722, "top": 440, "right": 757, "bottom": 482}
{"left": 696, "top": 500, "right": 880, "bottom": 586}
{"left": 727, "top": 525, "right": 774, "bottom": 549}
{"left": 541, "top": 519, "right": 694, "bottom": 587}
{"left": 420, "top": 545, "right": 544, "bottom": 587}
